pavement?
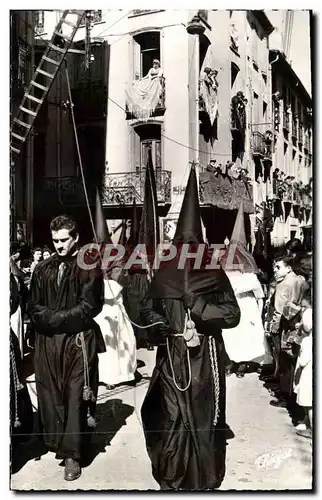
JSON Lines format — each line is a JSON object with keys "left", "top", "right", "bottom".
{"left": 11, "top": 348, "right": 312, "bottom": 491}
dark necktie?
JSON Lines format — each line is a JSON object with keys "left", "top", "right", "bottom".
{"left": 57, "top": 262, "right": 66, "bottom": 287}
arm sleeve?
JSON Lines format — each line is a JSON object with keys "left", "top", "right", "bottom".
{"left": 192, "top": 269, "right": 241, "bottom": 329}
{"left": 298, "top": 336, "right": 312, "bottom": 368}
{"left": 30, "top": 266, "right": 104, "bottom": 335}
{"left": 140, "top": 293, "right": 171, "bottom": 340}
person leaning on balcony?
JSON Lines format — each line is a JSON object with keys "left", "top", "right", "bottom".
{"left": 143, "top": 59, "right": 163, "bottom": 80}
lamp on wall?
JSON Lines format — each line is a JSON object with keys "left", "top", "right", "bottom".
{"left": 186, "top": 15, "right": 206, "bottom": 36}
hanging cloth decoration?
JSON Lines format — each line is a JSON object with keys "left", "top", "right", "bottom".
{"left": 125, "top": 63, "right": 163, "bottom": 122}
{"left": 283, "top": 201, "right": 292, "bottom": 222}
{"left": 305, "top": 207, "right": 312, "bottom": 224}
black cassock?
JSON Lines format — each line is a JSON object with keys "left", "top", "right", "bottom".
{"left": 140, "top": 263, "right": 240, "bottom": 490}
{"left": 29, "top": 253, "right": 105, "bottom": 461}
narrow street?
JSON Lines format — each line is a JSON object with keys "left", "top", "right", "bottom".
{"left": 11, "top": 348, "right": 312, "bottom": 491}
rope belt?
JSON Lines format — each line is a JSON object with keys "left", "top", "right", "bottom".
{"left": 10, "top": 335, "right": 24, "bottom": 428}
{"left": 75, "top": 332, "right": 96, "bottom": 427}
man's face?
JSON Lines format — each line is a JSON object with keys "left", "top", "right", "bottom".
{"left": 273, "top": 260, "right": 290, "bottom": 281}
{"left": 33, "top": 250, "right": 42, "bottom": 262}
{"left": 51, "top": 228, "right": 79, "bottom": 257}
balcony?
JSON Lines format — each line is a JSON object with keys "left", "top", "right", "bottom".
{"left": 252, "top": 131, "right": 272, "bottom": 161}
{"left": 283, "top": 112, "right": 290, "bottom": 133}
{"left": 199, "top": 172, "right": 254, "bottom": 213}
{"left": 102, "top": 170, "right": 172, "bottom": 206}
{"left": 125, "top": 76, "right": 166, "bottom": 120}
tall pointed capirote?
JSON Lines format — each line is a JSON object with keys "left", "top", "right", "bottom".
{"left": 127, "top": 197, "right": 139, "bottom": 247}
{"left": 230, "top": 200, "right": 247, "bottom": 246}
{"left": 173, "top": 162, "right": 204, "bottom": 245}
{"left": 138, "top": 148, "right": 160, "bottom": 263}
{"left": 95, "top": 188, "right": 112, "bottom": 244}
{"left": 118, "top": 220, "right": 128, "bottom": 246}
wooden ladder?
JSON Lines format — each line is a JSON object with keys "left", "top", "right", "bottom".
{"left": 10, "top": 10, "right": 86, "bottom": 166}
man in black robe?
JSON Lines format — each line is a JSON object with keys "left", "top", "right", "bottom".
{"left": 29, "top": 215, "right": 104, "bottom": 481}
{"left": 140, "top": 165, "right": 240, "bottom": 490}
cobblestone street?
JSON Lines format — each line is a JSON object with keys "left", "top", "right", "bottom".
{"left": 11, "top": 348, "right": 312, "bottom": 491}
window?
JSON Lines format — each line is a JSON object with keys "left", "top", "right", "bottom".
{"left": 133, "top": 32, "right": 160, "bottom": 79}
{"left": 35, "top": 11, "right": 45, "bottom": 35}
{"left": 133, "top": 123, "right": 162, "bottom": 173}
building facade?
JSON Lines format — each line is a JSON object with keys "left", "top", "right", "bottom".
{"left": 10, "top": 10, "right": 35, "bottom": 243}
{"left": 12, "top": 10, "right": 312, "bottom": 249}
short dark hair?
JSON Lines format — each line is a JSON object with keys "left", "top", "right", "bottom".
{"left": 10, "top": 241, "right": 21, "bottom": 256}
{"left": 43, "top": 246, "right": 51, "bottom": 253}
{"left": 285, "top": 238, "right": 303, "bottom": 255}
{"left": 33, "top": 247, "right": 42, "bottom": 255}
{"left": 50, "top": 215, "right": 78, "bottom": 238}
{"left": 273, "top": 254, "right": 294, "bottom": 268}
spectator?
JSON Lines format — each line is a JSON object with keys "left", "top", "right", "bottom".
{"left": 42, "top": 246, "right": 52, "bottom": 260}
{"left": 30, "top": 247, "right": 43, "bottom": 276}
{"left": 293, "top": 307, "right": 312, "bottom": 439}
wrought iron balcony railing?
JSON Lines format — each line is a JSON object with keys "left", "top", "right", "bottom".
{"left": 304, "top": 135, "right": 311, "bottom": 153}
{"left": 252, "top": 131, "right": 272, "bottom": 160}
{"left": 102, "top": 170, "right": 172, "bottom": 206}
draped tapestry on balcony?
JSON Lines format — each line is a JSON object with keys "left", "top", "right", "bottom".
{"left": 199, "top": 68, "right": 219, "bottom": 126}
{"left": 125, "top": 64, "right": 163, "bottom": 122}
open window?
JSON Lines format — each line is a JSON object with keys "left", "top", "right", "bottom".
{"left": 133, "top": 31, "right": 160, "bottom": 79}
{"left": 133, "top": 123, "right": 162, "bottom": 175}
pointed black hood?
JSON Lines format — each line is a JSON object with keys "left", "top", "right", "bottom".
{"left": 127, "top": 197, "right": 139, "bottom": 247}
{"left": 173, "top": 163, "right": 204, "bottom": 245}
{"left": 138, "top": 148, "right": 160, "bottom": 263}
{"left": 95, "top": 188, "right": 111, "bottom": 244}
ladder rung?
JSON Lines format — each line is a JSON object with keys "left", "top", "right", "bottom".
{"left": 31, "top": 80, "right": 49, "bottom": 91}
{"left": 11, "top": 132, "right": 26, "bottom": 142}
{"left": 48, "top": 43, "right": 67, "bottom": 54}
{"left": 25, "top": 94, "right": 43, "bottom": 104}
{"left": 10, "top": 146, "right": 20, "bottom": 154}
{"left": 19, "top": 106, "right": 37, "bottom": 117}
{"left": 42, "top": 55, "right": 60, "bottom": 66}
{"left": 13, "top": 118, "right": 31, "bottom": 129}
{"left": 53, "top": 31, "right": 72, "bottom": 42}
{"left": 36, "top": 68, "right": 55, "bottom": 79}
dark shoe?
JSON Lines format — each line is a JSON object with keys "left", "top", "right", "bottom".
{"left": 270, "top": 399, "right": 287, "bottom": 408}
{"left": 64, "top": 458, "right": 81, "bottom": 481}
{"left": 147, "top": 344, "right": 154, "bottom": 351}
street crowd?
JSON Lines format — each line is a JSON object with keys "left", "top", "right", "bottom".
{"left": 10, "top": 167, "right": 312, "bottom": 490}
